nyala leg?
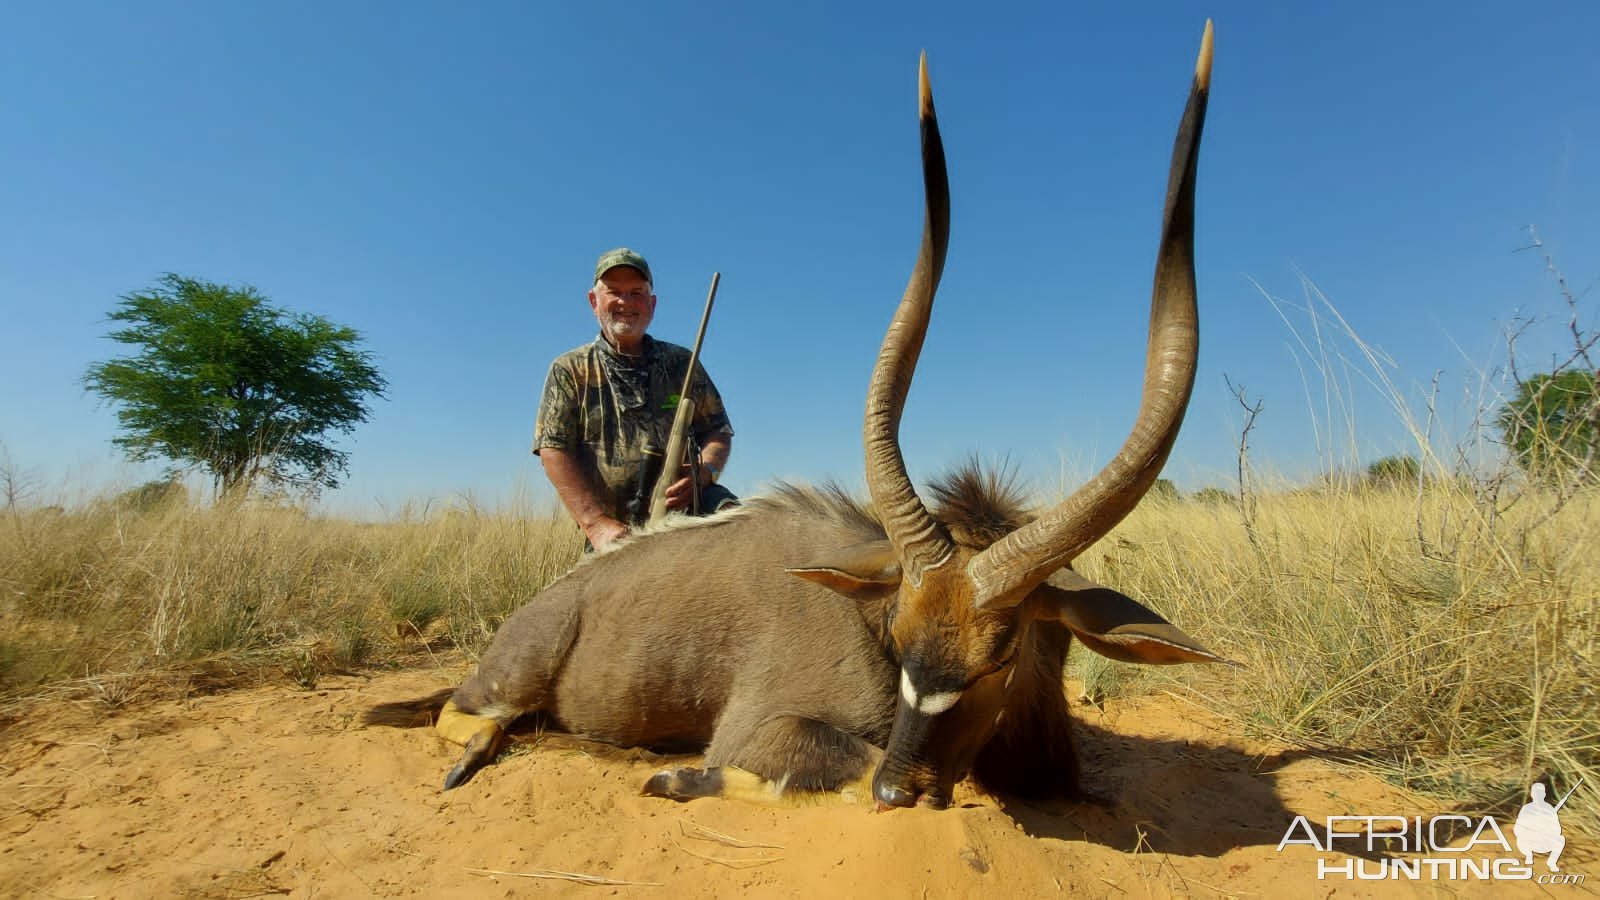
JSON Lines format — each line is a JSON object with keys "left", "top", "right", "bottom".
{"left": 971, "top": 623, "right": 1089, "bottom": 802}
{"left": 644, "top": 716, "right": 880, "bottom": 806}
{"left": 436, "top": 699, "right": 509, "bottom": 790}
{"left": 434, "top": 598, "right": 581, "bottom": 789}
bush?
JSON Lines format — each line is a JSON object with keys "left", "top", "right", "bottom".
{"left": 1365, "top": 454, "right": 1420, "bottom": 486}
{"left": 114, "top": 479, "right": 188, "bottom": 513}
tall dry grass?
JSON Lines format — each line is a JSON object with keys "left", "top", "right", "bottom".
{"left": 1064, "top": 242, "right": 1600, "bottom": 831}
{"left": 1073, "top": 480, "right": 1597, "bottom": 830}
{"left": 0, "top": 494, "right": 582, "bottom": 705}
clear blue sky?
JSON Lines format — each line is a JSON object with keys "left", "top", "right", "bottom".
{"left": 3, "top": 2, "right": 1596, "bottom": 515}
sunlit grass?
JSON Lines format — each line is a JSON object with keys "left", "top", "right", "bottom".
{"left": 1072, "top": 479, "right": 1598, "bottom": 832}
{"left": 0, "top": 495, "right": 582, "bottom": 702}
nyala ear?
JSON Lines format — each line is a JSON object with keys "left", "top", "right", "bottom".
{"left": 786, "top": 540, "right": 903, "bottom": 600}
{"left": 1033, "top": 569, "right": 1234, "bottom": 666}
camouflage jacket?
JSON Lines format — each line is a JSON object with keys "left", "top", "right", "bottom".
{"left": 534, "top": 335, "right": 733, "bottom": 525}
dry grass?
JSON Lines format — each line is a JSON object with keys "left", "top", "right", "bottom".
{"left": 0, "top": 495, "right": 582, "bottom": 703}
{"left": 1075, "top": 480, "right": 1598, "bottom": 832}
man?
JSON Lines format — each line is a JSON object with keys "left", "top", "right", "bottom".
{"left": 534, "top": 247, "right": 736, "bottom": 550}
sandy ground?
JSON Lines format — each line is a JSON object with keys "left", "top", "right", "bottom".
{"left": 3, "top": 665, "right": 1593, "bottom": 899}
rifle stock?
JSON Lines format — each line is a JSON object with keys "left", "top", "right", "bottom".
{"left": 647, "top": 272, "right": 720, "bottom": 524}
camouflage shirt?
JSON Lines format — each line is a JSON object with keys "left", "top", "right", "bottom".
{"left": 534, "top": 335, "right": 733, "bottom": 525}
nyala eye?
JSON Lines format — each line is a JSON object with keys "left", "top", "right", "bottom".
{"left": 980, "top": 644, "right": 1017, "bottom": 679}
{"left": 994, "top": 647, "right": 1016, "bottom": 670}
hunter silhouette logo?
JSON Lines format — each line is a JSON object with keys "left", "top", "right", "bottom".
{"left": 1516, "top": 779, "right": 1581, "bottom": 873}
{"left": 1277, "top": 777, "right": 1587, "bottom": 884}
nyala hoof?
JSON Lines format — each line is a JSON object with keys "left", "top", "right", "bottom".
{"left": 442, "top": 727, "right": 503, "bottom": 790}
{"left": 436, "top": 700, "right": 505, "bottom": 791}
{"left": 642, "top": 766, "right": 725, "bottom": 801}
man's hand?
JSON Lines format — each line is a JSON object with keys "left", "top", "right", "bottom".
{"left": 585, "top": 516, "right": 630, "bottom": 550}
{"left": 663, "top": 463, "right": 699, "bottom": 511}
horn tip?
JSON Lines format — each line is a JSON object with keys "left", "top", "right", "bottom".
{"left": 918, "top": 51, "right": 933, "bottom": 118}
{"left": 1195, "top": 20, "right": 1214, "bottom": 90}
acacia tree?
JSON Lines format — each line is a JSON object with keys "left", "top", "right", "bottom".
{"left": 1495, "top": 369, "right": 1599, "bottom": 483}
{"left": 84, "top": 274, "right": 387, "bottom": 498}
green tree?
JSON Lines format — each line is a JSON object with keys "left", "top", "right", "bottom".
{"left": 1496, "top": 370, "right": 1599, "bottom": 482}
{"left": 1365, "top": 454, "right": 1420, "bottom": 486}
{"left": 84, "top": 274, "right": 387, "bottom": 497}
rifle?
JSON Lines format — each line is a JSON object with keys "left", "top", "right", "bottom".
{"left": 647, "top": 272, "right": 721, "bottom": 524}
{"left": 1554, "top": 776, "right": 1585, "bottom": 813}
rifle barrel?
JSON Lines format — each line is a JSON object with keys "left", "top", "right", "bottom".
{"left": 1553, "top": 776, "right": 1585, "bottom": 812}
{"left": 646, "top": 272, "right": 721, "bottom": 523}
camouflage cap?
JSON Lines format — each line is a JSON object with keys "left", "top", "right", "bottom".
{"left": 593, "top": 247, "right": 652, "bottom": 284}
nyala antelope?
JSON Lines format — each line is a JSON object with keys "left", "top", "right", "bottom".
{"left": 368, "top": 21, "right": 1221, "bottom": 810}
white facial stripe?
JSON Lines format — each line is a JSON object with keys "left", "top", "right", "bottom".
{"left": 899, "top": 669, "right": 962, "bottom": 715}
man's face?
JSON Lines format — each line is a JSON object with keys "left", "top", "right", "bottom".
{"left": 589, "top": 266, "right": 656, "bottom": 353}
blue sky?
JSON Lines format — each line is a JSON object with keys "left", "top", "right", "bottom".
{"left": 2, "top": 2, "right": 1596, "bottom": 515}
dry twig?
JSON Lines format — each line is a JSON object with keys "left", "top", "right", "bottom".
{"left": 465, "top": 866, "right": 661, "bottom": 887}
{"left": 674, "top": 817, "right": 783, "bottom": 850}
